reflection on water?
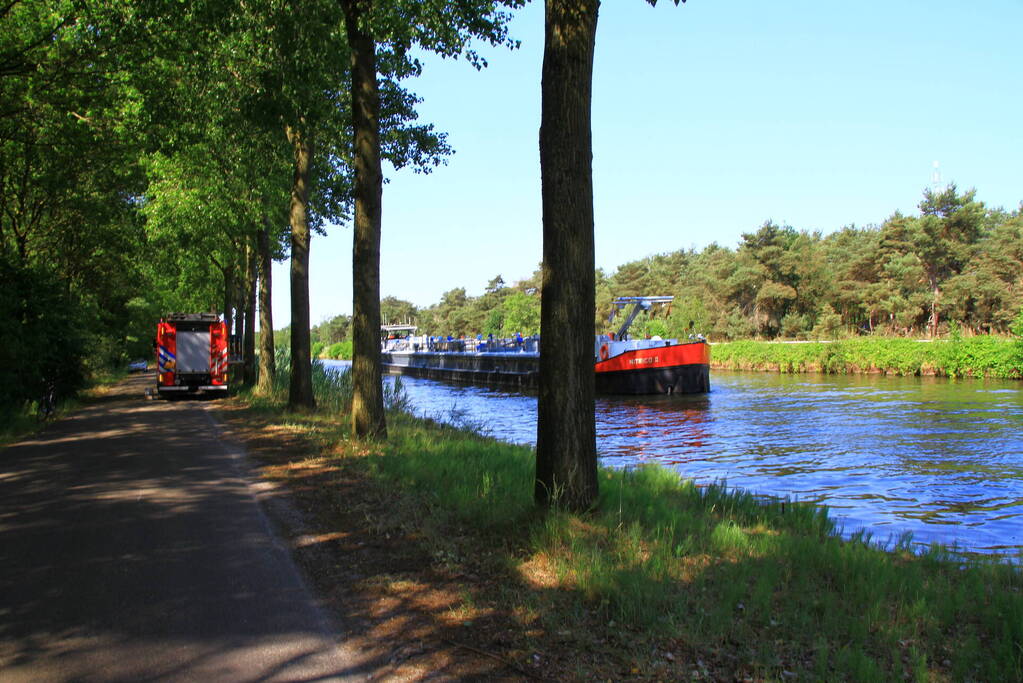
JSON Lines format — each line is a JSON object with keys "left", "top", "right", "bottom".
{"left": 323, "top": 361, "right": 1023, "bottom": 555}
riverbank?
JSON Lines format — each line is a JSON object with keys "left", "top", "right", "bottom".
{"left": 313, "top": 335, "right": 1023, "bottom": 380}
{"left": 711, "top": 336, "right": 1023, "bottom": 379}
{"left": 214, "top": 373, "right": 1022, "bottom": 681}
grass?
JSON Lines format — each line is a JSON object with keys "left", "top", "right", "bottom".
{"left": 227, "top": 362, "right": 1023, "bottom": 680}
{"left": 712, "top": 335, "right": 1023, "bottom": 380}
{"left": 0, "top": 366, "right": 128, "bottom": 446}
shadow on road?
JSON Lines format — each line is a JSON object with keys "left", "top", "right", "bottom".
{"left": 0, "top": 374, "right": 374, "bottom": 681}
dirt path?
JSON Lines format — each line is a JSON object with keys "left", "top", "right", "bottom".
{"left": 0, "top": 374, "right": 373, "bottom": 681}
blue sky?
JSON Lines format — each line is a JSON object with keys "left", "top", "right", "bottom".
{"left": 272, "top": 0, "right": 1023, "bottom": 326}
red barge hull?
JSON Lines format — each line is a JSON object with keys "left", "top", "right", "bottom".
{"left": 594, "top": 341, "right": 710, "bottom": 395}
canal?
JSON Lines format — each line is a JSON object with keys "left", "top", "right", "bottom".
{"left": 324, "top": 361, "right": 1023, "bottom": 556}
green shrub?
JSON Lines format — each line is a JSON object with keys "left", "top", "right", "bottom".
{"left": 326, "top": 340, "right": 353, "bottom": 359}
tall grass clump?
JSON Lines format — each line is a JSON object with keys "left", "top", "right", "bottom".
{"left": 311, "top": 358, "right": 353, "bottom": 412}
{"left": 313, "top": 364, "right": 412, "bottom": 414}
{"left": 531, "top": 467, "right": 837, "bottom": 627}
{"left": 271, "top": 345, "right": 293, "bottom": 395}
{"left": 370, "top": 417, "right": 536, "bottom": 532}
{"left": 248, "top": 346, "right": 410, "bottom": 415}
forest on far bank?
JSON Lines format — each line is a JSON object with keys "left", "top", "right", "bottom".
{"left": 309, "top": 185, "right": 1023, "bottom": 350}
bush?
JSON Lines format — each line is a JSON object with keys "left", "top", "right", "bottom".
{"left": 811, "top": 304, "right": 844, "bottom": 340}
{"left": 1011, "top": 308, "right": 1023, "bottom": 338}
{"left": 780, "top": 312, "right": 808, "bottom": 339}
{"left": 326, "top": 340, "right": 353, "bottom": 359}
{"left": 0, "top": 261, "right": 87, "bottom": 414}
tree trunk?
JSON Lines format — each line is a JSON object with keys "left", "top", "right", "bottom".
{"left": 342, "top": 0, "right": 387, "bottom": 439}
{"left": 535, "top": 0, "right": 599, "bottom": 511}
{"left": 287, "top": 123, "right": 316, "bottom": 410}
{"left": 257, "top": 218, "right": 276, "bottom": 395}
{"left": 221, "top": 265, "right": 235, "bottom": 336}
{"left": 243, "top": 241, "right": 257, "bottom": 385}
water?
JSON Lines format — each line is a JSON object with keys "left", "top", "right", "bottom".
{"left": 323, "top": 361, "right": 1023, "bottom": 555}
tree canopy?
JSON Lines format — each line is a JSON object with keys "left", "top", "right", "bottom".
{"left": 0, "top": 0, "right": 521, "bottom": 418}
{"left": 368, "top": 186, "right": 1023, "bottom": 343}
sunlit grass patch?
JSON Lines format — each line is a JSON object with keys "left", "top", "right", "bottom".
{"left": 517, "top": 552, "right": 563, "bottom": 590}
{"left": 372, "top": 416, "right": 537, "bottom": 532}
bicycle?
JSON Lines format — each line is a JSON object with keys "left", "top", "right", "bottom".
{"left": 37, "top": 382, "right": 57, "bottom": 421}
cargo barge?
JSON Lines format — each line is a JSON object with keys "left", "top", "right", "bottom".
{"left": 381, "top": 296, "right": 710, "bottom": 395}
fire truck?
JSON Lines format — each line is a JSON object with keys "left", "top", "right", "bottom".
{"left": 155, "top": 313, "right": 229, "bottom": 396}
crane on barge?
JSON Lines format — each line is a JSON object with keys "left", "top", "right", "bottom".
{"left": 594, "top": 296, "right": 710, "bottom": 394}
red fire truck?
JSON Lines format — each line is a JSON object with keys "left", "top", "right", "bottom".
{"left": 155, "top": 313, "right": 229, "bottom": 396}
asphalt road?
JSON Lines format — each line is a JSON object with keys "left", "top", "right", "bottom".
{"left": 0, "top": 374, "right": 370, "bottom": 682}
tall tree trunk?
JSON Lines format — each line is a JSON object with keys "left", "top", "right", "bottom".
{"left": 221, "top": 264, "right": 235, "bottom": 335}
{"left": 243, "top": 241, "right": 257, "bottom": 385}
{"left": 342, "top": 0, "right": 387, "bottom": 439}
{"left": 287, "top": 123, "right": 316, "bottom": 410}
{"left": 257, "top": 217, "right": 276, "bottom": 395}
{"left": 535, "top": 0, "right": 599, "bottom": 511}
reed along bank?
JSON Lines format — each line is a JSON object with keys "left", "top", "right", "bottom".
{"left": 711, "top": 335, "right": 1023, "bottom": 379}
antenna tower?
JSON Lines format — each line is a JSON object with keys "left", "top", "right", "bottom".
{"left": 930, "top": 160, "right": 944, "bottom": 194}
